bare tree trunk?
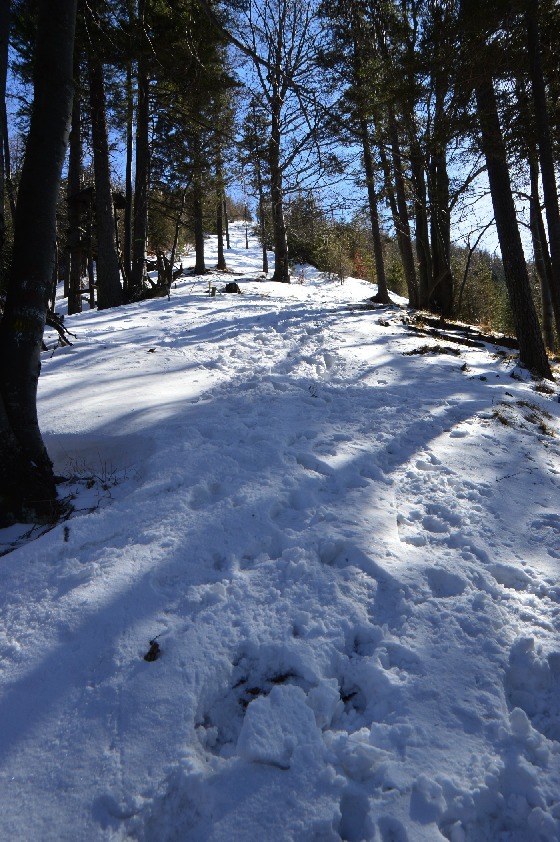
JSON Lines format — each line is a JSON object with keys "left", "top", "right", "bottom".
{"left": 216, "top": 198, "right": 226, "bottom": 269}
{"left": 87, "top": 254, "right": 95, "bottom": 308}
{"left": 0, "top": 0, "right": 8, "bottom": 271}
{"left": 428, "top": 146, "right": 454, "bottom": 317}
{"left": 255, "top": 156, "right": 268, "bottom": 274}
{"left": 2, "top": 96, "right": 16, "bottom": 227}
{"left": 0, "top": 0, "right": 77, "bottom": 523}
{"left": 475, "top": 75, "right": 551, "bottom": 377}
{"left": 349, "top": 10, "right": 388, "bottom": 302}
{"left": 170, "top": 188, "right": 186, "bottom": 275}
{"left": 67, "top": 55, "right": 82, "bottom": 315}
{"left": 428, "top": 76, "right": 454, "bottom": 317}
{"left": 130, "top": 0, "right": 149, "bottom": 298}
{"left": 223, "top": 197, "right": 230, "bottom": 248}
{"left": 216, "top": 155, "right": 226, "bottom": 270}
{"left": 525, "top": 1, "right": 560, "bottom": 339}
{"left": 49, "top": 234, "right": 59, "bottom": 310}
{"left": 123, "top": 56, "right": 134, "bottom": 295}
{"left": 529, "top": 154, "right": 556, "bottom": 349}
{"left": 269, "top": 106, "right": 289, "bottom": 282}
{"left": 388, "top": 111, "right": 418, "bottom": 306}
{"left": 408, "top": 135, "right": 431, "bottom": 309}
{"left": 378, "top": 137, "right": 417, "bottom": 306}
{"left": 88, "top": 51, "right": 122, "bottom": 309}
{"left": 360, "top": 119, "right": 389, "bottom": 302}
{"left": 193, "top": 168, "right": 206, "bottom": 274}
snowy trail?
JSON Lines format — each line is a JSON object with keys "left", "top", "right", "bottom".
{"left": 1, "top": 223, "right": 559, "bottom": 841}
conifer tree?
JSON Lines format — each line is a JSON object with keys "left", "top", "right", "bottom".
{"left": 0, "top": 0, "right": 78, "bottom": 523}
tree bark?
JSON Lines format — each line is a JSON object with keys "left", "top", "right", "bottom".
{"left": 88, "top": 52, "right": 122, "bottom": 309}
{"left": 123, "top": 56, "right": 134, "bottom": 295}
{"left": 475, "top": 75, "right": 551, "bottom": 377}
{"left": 378, "top": 132, "right": 417, "bottom": 306}
{"left": 427, "top": 74, "right": 454, "bottom": 318}
{"left": 428, "top": 147, "right": 454, "bottom": 317}
{"left": 408, "top": 135, "right": 431, "bottom": 309}
{"left": 348, "top": 10, "right": 388, "bottom": 302}
{"left": 525, "top": 1, "right": 560, "bottom": 339}
{"left": 1, "top": 94, "right": 16, "bottom": 228}
{"left": 216, "top": 198, "right": 226, "bottom": 270}
{"left": 255, "top": 155, "right": 268, "bottom": 274}
{"left": 215, "top": 154, "right": 226, "bottom": 270}
{"left": 269, "top": 105, "right": 290, "bottom": 282}
{"left": 0, "top": 0, "right": 9, "bottom": 271}
{"left": 0, "top": 0, "right": 78, "bottom": 522}
{"left": 130, "top": 0, "right": 149, "bottom": 298}
{"left": 223, "top": 197, "right": 230, "bottom": 248}
{"left": 529, "top": 154, "right": 556, "bottom": 349}
{"left": 193, "top": 169, "right": 206, "bottom": 274}
{"left": 388, "top": 110, "right": 418, "bottom": 306}
{"left": 360, "top": 119, "right": 389, "bottom": 302}
{"left": 67, "top": 56, "right": 82, "bottom": 315}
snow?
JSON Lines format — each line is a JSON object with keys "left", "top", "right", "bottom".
{"left": 1, "top": 221, "right": 560, "bottom": 841}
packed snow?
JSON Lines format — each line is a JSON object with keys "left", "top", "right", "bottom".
{"left": 1, "top": 222, "right": 560, "bottom": 841}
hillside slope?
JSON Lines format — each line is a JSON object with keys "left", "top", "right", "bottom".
{"left": 1, "top": 223, "right": 560, "bottom": 841}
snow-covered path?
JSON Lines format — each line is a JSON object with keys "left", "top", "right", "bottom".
{"left": 1, "top": 224, "right": 560, "bottom": 841}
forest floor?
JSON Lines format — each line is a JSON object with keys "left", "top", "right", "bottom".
{"left": 1, "top": 223, "right": 560, "bottom": 841}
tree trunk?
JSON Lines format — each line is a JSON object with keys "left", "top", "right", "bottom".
{"left": 2, "top": 95, "right": 16, "bottom": 228}
{"left": 349, "top": 11, "right": 388, "bottom": 302}
{"left": 216, "top": 198, "right": 226, "bottom": 269}
{"left": 0, "top": 0, "right": 9, "bottom": 272}
{"left": 360, "top": 119, "right": 389, "bottom": 302}
{"left": 0, "top": 0, "right": 77, "bottom": 523}
{"left": 255, "top": 155, "right": 268, "bottom": 274}
{"left": 525, "top": 1, "right": 560, "bottom": 340}
{"left": 50, "top": 234, "right": 59, "bottom": 310}
{"left": 169, "top": 187, "right": 186, "bottom": 281}
{"left": 88, "top": 52, "right": 122, "bottom": 309}
{"left": 123, "top": 56, "right": 134, "bottom": 295}
{"left": 216, "top": 155, "right": 226, "bottom": 270}
{"left": 387, "top": 111, "right": 418, "bottom": 306}
{"left": 130, "top": 0, "right": 149, "bottom": 299}
{"left": 269, "top": 105, "right": 289, "bottom": 282}
{"left": 193, "top": 170, "right": 205, "bottom": 274}
{"left": 67, "top": 56, "right": 82, "bottom": 316}
{"left": 378, "top": 137, "right": 417, "bottom": 306}
{"left": 408, "top": 135, "right": 431, "bottom": 309}
{"left": 475, "top": 76, "right": 551, "bottom": 377}
{"left": 529, "top": 154, "right": 556, "bottom": 349}
{"left": 223, "top": 197, "right": 230, "bottom": 248}
{"left": 428, "top": 147, "right": 454, "bottom": 317}
{"left": 428, "top": 77, "right": 454, "bottom": 318}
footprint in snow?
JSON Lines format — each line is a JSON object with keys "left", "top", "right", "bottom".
{"left": 486, "top": 562, "right": 535, "bottom": 592}
{"left": 424, "top": 567, "right": 467, "bottom": 598}
{"left": 504, "top": 637, "right": 560, "bottom": 743}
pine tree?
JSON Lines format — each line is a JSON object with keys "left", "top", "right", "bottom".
{"left": 0, "top": 0, "right": 78, "bottom": 523}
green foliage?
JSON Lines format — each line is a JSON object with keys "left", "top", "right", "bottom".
{"left": 452, "top": 246, "right": 514, "bottom": 334}
{"left": 383, "top": 240, "right": 408, "bottom": 298}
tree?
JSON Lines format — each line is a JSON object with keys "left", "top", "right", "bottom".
{"left": 66, "top": 54, "right": 83, "bottom": 316}
{"left": 0, "top": 0, "right": 9, "bottom": 277}
{"left": 234, "top": 0, "right": 322, "bottom": 282}
{"left": 460, "top": 0, "right": 551, "bottom": 378}
{"left": 130, "top": 0, "right": 150, "bottom": 298}
{"left": 85, "top": 0, "right": 123, "bottom": 309}
{"left": 0, "top": 0, "right": 78, "bottom": 524}
{"left": 525, "top": 0, "right": 560, "bottom": 340}
{"left": 240, "top": 98, "right": 270, "bottom": 273}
